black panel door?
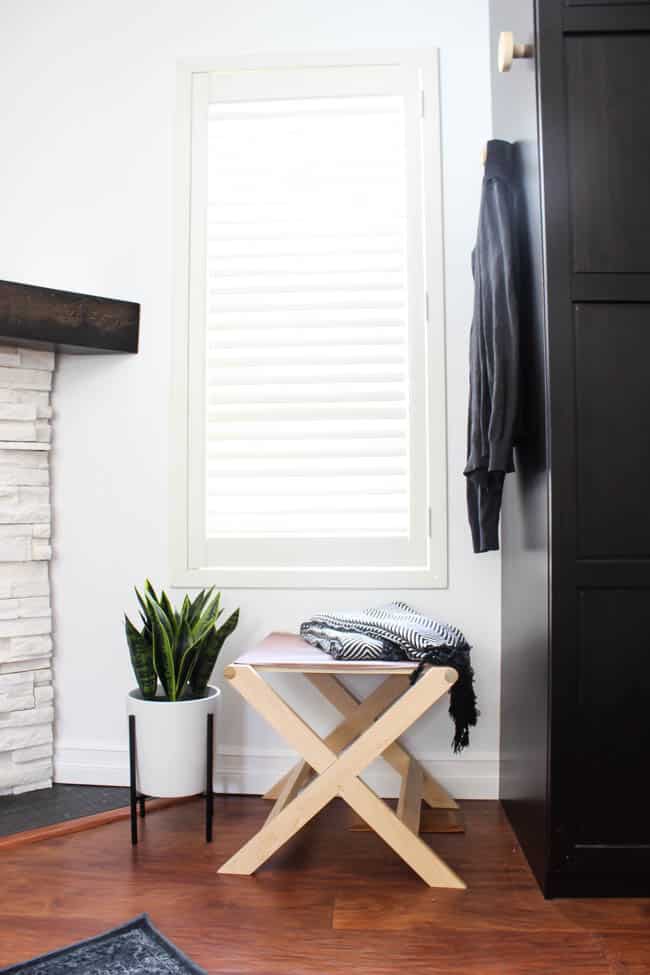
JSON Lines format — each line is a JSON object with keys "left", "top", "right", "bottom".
{"left": 538, "top": 0, "right": 650, "bottom": 894}
{"left": 556, "top": 11, "right": 650, "bottom": 888}
{"left": 494, "top": 0, "right": 650, "bottom": 895}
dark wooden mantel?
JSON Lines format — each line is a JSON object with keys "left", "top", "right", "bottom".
{"left": 0, "top": 280, "right": 139, "bottom": 353}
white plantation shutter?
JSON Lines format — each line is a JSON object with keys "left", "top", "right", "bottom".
{"left": 174, "top": 54, "right": 447, "bottom": 587}
{"left": 205, "top": 94, "right": 409, "bottom": 540}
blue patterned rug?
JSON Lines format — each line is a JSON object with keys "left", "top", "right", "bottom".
{"left": 0, "top": 915, "right": 206, "bottom": 974}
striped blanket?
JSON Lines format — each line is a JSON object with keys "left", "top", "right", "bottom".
{"left": 300, "top": 602, "right": 478, "bottom": 753}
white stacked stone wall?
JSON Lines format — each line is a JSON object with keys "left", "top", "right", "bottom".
{"left": 0, "top": 346, "right": 54, "bottom": 795}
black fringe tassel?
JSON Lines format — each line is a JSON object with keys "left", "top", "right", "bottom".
{"left": 409, "top": 647, "right": 479, "bottom": 753}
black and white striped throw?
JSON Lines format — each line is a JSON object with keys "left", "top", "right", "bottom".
{"left": 300, "top": 602, "right": 478, "bottom": 753}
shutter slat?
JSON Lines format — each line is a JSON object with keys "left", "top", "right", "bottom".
{"left": 206, "top": 259, "right": 404, "bottom": 273}
{"left": 206, "top": 461, "right": 407, "bottom": 477}
{"left": 208, "top": 513, "right": 408, "bottom": 534}
{"left": 206, "top": 281, "right": 404, "bottom": 294}
{"left": 207, "top": 316, "right": 405, "bottom": 328}
{"left": 207, "top": 440, "right": 406, "bottom": 459}
{"left": 208, "top": 495, "right": 406, "bottom": 514}
{"left": 207, "top": 474, "right": 406, "bottom": 495}
{"left": 206, "top": 268, "right": 404, "bottom": 280}
{"left": 209, "top": 403, "right": 406, "bottom": 420}
{"left": 209, "top": 361, "right": 405, "bottom": 380}
{"left": 208, "top": 302, "right": 404, "bottom": 315}
{"left": 208, "top": 106, "right": 402, "bottom": 121}
{"left": 207, "top": 230, "right": 402, "bottom": 242}
{"left": 209, "top": 347, "right": 404, "bottom": 366}
{"left": 208, "top": 242, "right": 404, "bottom": 257}
{"left": 206, "top": 421, "right": 405, "bottom": 440}
{"left": 207, "top": 384, "right": 405, "bottom": 404}
{"left": 207, "top": 326, "right": 404, "bottom": 348}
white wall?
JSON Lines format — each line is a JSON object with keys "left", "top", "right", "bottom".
{"left": 0, "top": 0, "right": 498, "bottom": 797}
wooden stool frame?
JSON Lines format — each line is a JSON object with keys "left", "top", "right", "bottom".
{"left": 218, "top": 637, "right": 466, "bottom": 889}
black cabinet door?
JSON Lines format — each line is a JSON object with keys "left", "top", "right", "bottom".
{"left": 538, "top": 0, "right": 650, "bottom": 894}
{"left": 494, "top": 0, "right": 650, "bottom": 895}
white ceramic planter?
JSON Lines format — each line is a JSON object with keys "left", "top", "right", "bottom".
{"left": 126, "top": 686, "right": 219, "bottom": 798}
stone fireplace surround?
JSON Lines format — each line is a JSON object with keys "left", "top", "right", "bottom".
{"left": 0, "top": 279, "right": 139, "bottom": 794}
{"left": 0, "top": 345, "right": 55, "bottom": 794}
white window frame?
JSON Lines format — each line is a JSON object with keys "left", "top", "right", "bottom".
{"left": 171, "top": 50, "right": 447, "bottom": 589}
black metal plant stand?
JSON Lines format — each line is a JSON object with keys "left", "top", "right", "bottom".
{"left": 128, "top": 713, "right": 214, "bottom": 845}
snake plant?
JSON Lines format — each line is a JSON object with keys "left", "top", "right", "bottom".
{"left": 124, "top": 580, "right": 239, "bottom": 701}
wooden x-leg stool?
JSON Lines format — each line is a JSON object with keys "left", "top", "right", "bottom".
{"left": 218, "top": 633, "right": 465, "bottom": 889}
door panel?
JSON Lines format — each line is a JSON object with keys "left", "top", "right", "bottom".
{"left": 576, "top": 589, "right": 650, "bottom": 844}
{"left": 567, "top": 33, "right": 650, "bottom": 274}
{"left": 566, "top": 0, "right": 650, "bottom": 6}
{"left": 575, "top": 303, "right": 650, "bottom": 558}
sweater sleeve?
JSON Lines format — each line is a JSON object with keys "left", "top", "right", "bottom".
{"left": 478, "top": 178, "right": 519, "bottom": 473}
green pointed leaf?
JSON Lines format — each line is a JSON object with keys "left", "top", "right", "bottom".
{"left": 173, "top": 614, "right": 192, "bottom": 672}
{"left": 203, "top": 590, "right": 221, "bottom": 623}
{"left": 190, "top": 608, "right": 239, "bottom": 695}
{"left": 152, "top": 594, "right": 174, "bottom": 643}
{"left": 135, "top": 588, "right": 154, "bottom": 634}
{"left": 125, "top": 615, "right": 156, "bottom": 698}
{"left": 187, "top": 588, "right": 212, "bottom": 627}
{"left": 148, "top": 598, "right": 177, "bottom": 700}
{"left": 177, "top": 611, "right": 219, "bottom": 690}
{"left": 160, "top": 590, "right": 178, "bottom": 636}
{"left": 177, "top": 641, "right": 203, "bottom": 696}
{"left": 144, "top": 579, "right": 159, "bottom": 604}
{"left": 190, "top": 606, "right": 222, "bottom": 648}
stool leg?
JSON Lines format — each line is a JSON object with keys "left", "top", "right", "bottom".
{"left": 138, "top": 795, "right": 146, "bottom": 818}
{"left": 129, "top": 715, "right": 138, "bottom": 846}
{"left": 206, "top": 712, "right": 214, "bottom": 842}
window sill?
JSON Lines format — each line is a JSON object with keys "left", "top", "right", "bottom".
{"left": 170, "top": 563, "right": 447, "bottom": 590}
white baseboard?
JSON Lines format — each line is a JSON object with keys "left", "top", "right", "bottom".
{"left": 54, "top": 743, "right": 499, "bottom": 799}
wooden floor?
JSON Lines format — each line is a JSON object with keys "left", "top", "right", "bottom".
{"left": 1, "top": 797, "right": 649, "bottom": 974}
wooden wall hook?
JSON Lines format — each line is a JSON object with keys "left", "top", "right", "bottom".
{"left": 498, "top": 31, "right": 534, "bottom": 73}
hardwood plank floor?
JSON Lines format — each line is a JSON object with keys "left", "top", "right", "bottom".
{"left": 0, "top": 797, "right": 647, "bottom": 974}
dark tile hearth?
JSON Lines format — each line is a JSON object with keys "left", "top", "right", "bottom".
{"left": 0, "top": 784, "right": 129, "bottom": 838}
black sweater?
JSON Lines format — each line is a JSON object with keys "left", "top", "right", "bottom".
{"left": 464, "top": 140, "right": 520, "bottom": 554}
